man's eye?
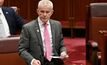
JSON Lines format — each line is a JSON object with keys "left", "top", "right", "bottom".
{"left": 40, "top": 11, "right": 44, "bottom": 13}
{"left": 46, "top": 11, "right": 50, "bottom": 13}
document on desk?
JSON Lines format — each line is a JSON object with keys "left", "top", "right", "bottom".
{"left": 51, "top": 56, "right": 60, "bottom": 59}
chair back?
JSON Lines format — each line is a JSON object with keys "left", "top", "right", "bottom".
{"left": 86, "top": 3, "right": 107, "bottom": 65}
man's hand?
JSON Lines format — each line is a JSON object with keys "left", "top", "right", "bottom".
{"left": 32, "top": 59, "right": 41, "bottom": 65}
{"left": 60, "top": 51, "right": 69, "bottom": 59}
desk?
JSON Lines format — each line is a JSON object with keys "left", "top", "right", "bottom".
{"left": 0, "top": 37, "right": 26, "bottom": 65}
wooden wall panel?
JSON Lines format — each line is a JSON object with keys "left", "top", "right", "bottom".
{"left": 4, "top": 0, "right": 29, "bottom": 20}
{"left": 73, "top": 0, "right": 91, "bottom": 28}
{"left": 28, "top": 0, "right": 39, "bottom": 21}
{"left": 3, "top": 0, "right": 107, "bottom": 27}
{"left": 51, "top": 0, "right": 70, "bottom": 21}
{"left": 4, "top": 0, "right": 70, "bottom": 22}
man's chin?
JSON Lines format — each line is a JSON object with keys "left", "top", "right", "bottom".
{"left": 42, "top": 19, "right": 48, "bottom": 22}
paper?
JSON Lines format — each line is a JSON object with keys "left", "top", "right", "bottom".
{"left": 51, "top": 56, "right": 60, "bottom": 58}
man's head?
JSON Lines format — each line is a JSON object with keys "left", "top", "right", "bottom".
{"left": 0, "top": 0, "right": 4, "bottom": 7}
{"left": 37, "top": 0, "right": 54, "bottom": 23}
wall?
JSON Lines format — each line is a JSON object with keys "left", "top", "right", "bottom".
{"left": 3, "top": 0, "right": 107, "bottom": 32}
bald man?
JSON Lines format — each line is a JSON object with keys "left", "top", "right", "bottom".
{"left": 18, "top": 0, "right": 68, "bottom": 65}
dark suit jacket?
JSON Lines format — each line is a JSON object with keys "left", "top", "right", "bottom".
{"left": 2, "top": 7, "right": 24, "bottom": 35}
{"left": 18, "top": 19, "right": 66, "bottom": 65}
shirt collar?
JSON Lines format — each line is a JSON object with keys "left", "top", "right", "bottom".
{"left": 38, "top": 17, "right": 50, "bottom": 26}
{"left": 0, "top": 8, "right": 2, "bottom": 14}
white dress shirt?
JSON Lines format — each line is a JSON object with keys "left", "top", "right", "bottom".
{"left": 38, "top": 17, "right": 52, "bottom": 52}
{"left": 0, "top": 8, "right": 10, "bottom": 38}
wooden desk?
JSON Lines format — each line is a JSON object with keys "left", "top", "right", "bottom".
{"left": 0, "top": 37, "right": 27, "bottom": 65}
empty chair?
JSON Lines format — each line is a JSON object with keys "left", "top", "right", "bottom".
{"left": 86, "top": 3, "right": 107, "bottom": 65}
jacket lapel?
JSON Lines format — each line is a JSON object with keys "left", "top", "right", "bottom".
{"left": 34, "top": 20, "right": 44, "bottom": 52}
{"left": 50, "top": 20, "right": 55, "bottom": 46}
{"left": 2, "top": 7, "right": 9, "bottom": 20}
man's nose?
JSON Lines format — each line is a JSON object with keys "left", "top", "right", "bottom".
{"left": 43, "top": 12, "right": 47, "bottom": 16}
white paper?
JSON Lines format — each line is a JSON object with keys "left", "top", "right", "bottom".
{"left": 51, "top": 56, "right": 60, "bottom": 58}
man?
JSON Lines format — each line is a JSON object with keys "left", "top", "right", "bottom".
{"left": 18, "top": 0, "right": 68, "bottom": 65}
{"left": 0, "top": 0, "right": 24, "bottom": 37}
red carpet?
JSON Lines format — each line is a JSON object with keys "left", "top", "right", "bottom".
{"left": 64, "top": 37, "right": 86, "bottom": 65}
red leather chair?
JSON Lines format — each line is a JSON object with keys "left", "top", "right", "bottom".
{"left": 86, "top": 3, "right": 107, "bottom": 65}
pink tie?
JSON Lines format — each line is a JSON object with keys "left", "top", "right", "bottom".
{"left": 44, "top": 23, "right": 52, "bottom": 61}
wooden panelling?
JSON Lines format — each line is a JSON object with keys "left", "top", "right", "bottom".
{"left": 4, "top": 0, "right": 29, "bottom": 20}
{"left": 28, "top": 0, "right": 39, "bottom": 21}
{"left": 73, "top": 0, "right": 92, "bottom": 28}
{"left": 3, "top": 0, "right": 107, "bottom": 28}
{"left": 51, "top": 0, "right": 70, "bottom": 21}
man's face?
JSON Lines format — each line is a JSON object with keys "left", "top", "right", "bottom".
{"left": 0, "top": 0, "right": 4, "bottom": 7}
{"left": 37, "top": 6, "right": 53, "bottom": 23}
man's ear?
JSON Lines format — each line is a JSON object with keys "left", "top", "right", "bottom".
{"left": 51, "top": 10, "right": 54, "bottom": 15}
{"left": 37, "top": 9, "right": 39, "bottom": 14}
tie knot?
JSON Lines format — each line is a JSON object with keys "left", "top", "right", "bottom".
{"left": 43, "top": 23, "right": 48, "bottom": 27}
